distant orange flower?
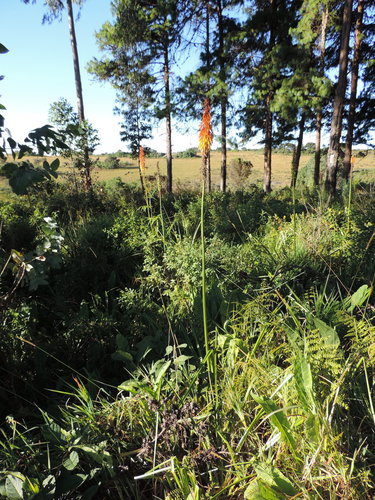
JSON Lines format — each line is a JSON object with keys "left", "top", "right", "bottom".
{"left": 139, "top": 145, "right": 145, "bottom": 175}
{"left": 199, "top": 98, "right": 213, "bottom": 156}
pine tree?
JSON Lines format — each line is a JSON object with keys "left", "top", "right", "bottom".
{"left": 325, "top": 0, "right": 353, "bottom": 196}
{"left": 91, "top": 0, "right": 190, "bottom": 193}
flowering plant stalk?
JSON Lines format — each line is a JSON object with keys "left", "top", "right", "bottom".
{"left": 199, "top": 98, "right": 213, "bottom": 192}
{"left": 138, "top": 145, "right": 146, "bottom": 194}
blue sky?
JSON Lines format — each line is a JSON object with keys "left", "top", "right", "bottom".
{"left": 1, "top": 0, "right": 199, "bottom": 153}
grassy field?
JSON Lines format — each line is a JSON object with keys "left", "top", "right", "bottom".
{"left": 1, "top": 149, "right": 374, "bottom": 194}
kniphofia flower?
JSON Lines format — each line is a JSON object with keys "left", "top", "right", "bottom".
{"left": 199, "top": 98, "right": 213, "bottom": 156}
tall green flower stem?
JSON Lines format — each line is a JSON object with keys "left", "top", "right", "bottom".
{"left": 200, "top": 186, "right": 216, "bottom": 397}
{"left": 292, "top": 184, "right": 297, "bottom": 257}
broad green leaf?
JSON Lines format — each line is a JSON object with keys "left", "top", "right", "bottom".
{"left": 111, "top": 350, "right": 133, "bottom": 363}
{"left": 115, "top": 333, "right": 128, "bottom": 351}
{"left": 0, "top": 480, "right": 6, "bottom": 497}
{"left": 5, "top": 475, "right": 24, "bottom": 500}
{"left": 254, "top": 462, "right": 298, "bottom": 496}
{"left": 174, "top": 355, "right": 192, "bottom": 366}
{"left": 42, "top": 475, "right": 56, "bottom": 497}
{"left": 305, "top": 413, "right": 320, "bottom": 444}
{"left": 63, "top": 450, "right": 79, "bottom": 471}
{"left": 154, "top": 359, "right": 171, "bottom": 386}
{"left": 165, "top": 345, "right": 173, "bottom": 355}
{"left": 313, "top": 317, "right": 340, "bottom": 348}
{"left": 258, "top": 481, "right": 285, "bottom": 500}
{"left": 73, "top": 445, "right": 113, "bottom": 467}
{"left": 244, "top": 481, "right": 264, "bottom": 499}
{"left": 50, "top": 158, "right": 60, "bottom": 171}
{"left": 294, "top": 355, "right": 315, "bottom": 413}
{"left": 7, "top": 137, "right": 16, "bottom": 150}
{"left": 245, "top": 479, "right": 285, "bottom": 500}
{"left": 0, "top": 43, "right": 9, "bottom": 53}
{"left": 348, "top": 284, "right": 372, "bottom": 313}
{"left": 55, "top": 471, "right": 87, "bottom": 496}
{"left": 118, "top": 379, "right": 153, "bottom": 396}
{"left": 252, "top": 394, "right": 297, "bottom": 456}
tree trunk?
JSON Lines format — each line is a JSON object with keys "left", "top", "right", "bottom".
{"left": 291, "top": 113, "right": 306, "bottom": 188}
{"left": 343, "top": 0, "right": 364, "bottom": 180}
{"left": 325, "top": 0, "right": 353, "bottom": 197}
{"left": 66, "top": 0, "right": 91, "bottom": 190}
{"left": 264, "top": 101, "right": 272, "bottom": 193}
{"left": 263, "top": 0, "right": 275, "bottom": 194}
{"left": 66, "top": 0, "right": 84, "bottom": 121}
{"left": 217, "top": 0, "right": 227, "bottom": 192}
{"left": 314, "top": 110, "right": 322, "bottom": 186}
{"left": 314, "top": 7, "right": 328, "bottom": 187}
{"left": 163, "top": 45, "right": 173, "bottom": 193}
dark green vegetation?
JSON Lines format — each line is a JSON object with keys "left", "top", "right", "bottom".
{"left": 1, "top": 175, "right": 375, "bottom": 498}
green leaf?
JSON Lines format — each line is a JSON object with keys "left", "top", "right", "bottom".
{"left": 165, "top": 345, "right": 173, "bottom": 355}
{"left": 244, "top": 481, "right": 264, "bottom": 499}
{"left": 41, "top": 475, "right": 56, "bottom": 497}
{"left": 245, "top": 479, "right": 286, "bottom": 500}
{"left": 118, "top": 379, "right": 153, "bottom": 395}
{"left": 294, "top": 355, "right": 315, "bottom": 413}
{"left": 252, "top": 394, "right": 297, "bottom": 456}
{"left": 111, "top": 350, "right": 133, "bottom": 363}
{"left": 7, "top": 137, "right": 17, "bottom": 150}
{"left": 115, "top": 333, "right": 128, "bottom": 351}
{"left": 55, "top": 471, "right": 87, "bottom": 496}
{"left": 63, "top": 450, "right": 79, "bottom": 471}
{"left": 254, "top": 462, "right": 298, "bottom": 496}
{"left": 313, "top": 317, "right": 340, "bottom": 348}
{"left": 0, "top": 43, "right": 9, "bottom": 54}
{"left": 73, "top": 445, "right": 113, "bottom": 467}
{"left": 5, "top": 474, "right": 24, "bottom": 500}
{"left": 50, "top": 158, "right": 60, "bottom": 171}
{"left": 174, "top": 355, "right": 192, "bottom": 366}
{"left": 348, "top": 284, "right": 372, "bottom": 313}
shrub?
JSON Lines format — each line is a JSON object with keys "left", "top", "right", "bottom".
{"left": 97, "top": 154, "right": 121, "bottom": 169}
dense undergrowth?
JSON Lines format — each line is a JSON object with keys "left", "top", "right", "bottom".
{"left": 0, "top": 179, "right": 375, "bottom": 499}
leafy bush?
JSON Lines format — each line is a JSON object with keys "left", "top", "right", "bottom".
{"left": 174, "top": 147, "right": 199, "bottom": 158}
{"left": 97, "top": 154, "right": 122, "bottom": 169}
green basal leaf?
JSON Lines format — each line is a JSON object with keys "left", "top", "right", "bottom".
{"left": 5, "top": 474, "right": 24, "bottom": 500}
{"left": 63, "top": 450, "right": 79, "bottom": 471}
{"left": 313, "top": 317, "right": 340, "bottom": 348}
{"left": 348, "top": 284, "right": 371, "bottom": 313}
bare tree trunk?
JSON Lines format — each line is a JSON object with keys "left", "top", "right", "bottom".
{"left": 163, "top": 46, "right": 173, "bottom": 193}
{"left": 217, "top": 0, "right": 227, "bottom": 192}
{"left": 314, "top": 110, "right": 323, "bottom": 186}
{"left": 66, "top": 0, "right": 84, "bottom": 121}
{"left": 264, "top": 97, "right": 272, "bottom": 193}
{"left": 66, "top": 0, "right": 91, "bottom": 190}
{"left": 343, "top": 0, "right": 364, "bottom": 179}
{"left": 314, "top": 8, "right": 328, "bottom": 187}
{"left": 291, "top": 113, "right": 306, "bottom": 188}
{"left": 263, "top": 0, "right": 275, "bottom": 194}
{"left": 325, "top": 0, "right": 353, "bottom": 197}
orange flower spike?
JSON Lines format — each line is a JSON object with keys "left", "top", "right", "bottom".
{"left": 199, "top": 98, "right": 213, "bottom": 156}
{"left": 139, "top": 145, "right": 145, "bottom": 175}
